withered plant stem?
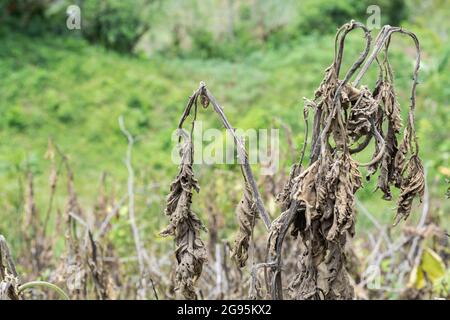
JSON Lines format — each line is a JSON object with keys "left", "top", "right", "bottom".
{"left": 203, "top": 84, "right": 272, "bottom": 230}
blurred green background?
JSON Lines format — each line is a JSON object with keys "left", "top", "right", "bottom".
{"left": 0, "top": 0, "right": 448, "bottom": 257}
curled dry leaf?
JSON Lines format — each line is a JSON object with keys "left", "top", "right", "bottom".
{"left": 395, "top": 156, "right": 425, "bottom": 225}
{"left": 232, "top": 182, "right": 258, "bottom": 268}
{"left": 289, "top": 154, "right": 361, "bottom": 299}
{"left": 161, "top": 133, "right": 207, "bottom": 300}
{"left": 267, "top": 21, "right": 424, "bottom": 300}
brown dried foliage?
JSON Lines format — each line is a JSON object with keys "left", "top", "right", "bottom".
{"left": 162, "top": 82, "right": 272, "bottom": 298}
{"left": 162, "top": 23, "right": 425, "bottom": 300}
{"left": 161, "top": 128, "right": 207, "bottom": 299}
{"left": 232, "top": 182, "right": 258, "bottom": 268}
{"left": 264, "top": 21, "right": 425, "bottom": 300}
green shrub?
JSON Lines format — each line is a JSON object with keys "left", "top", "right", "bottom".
{"left": 1, "top": 0, "right": 155, "bottom": 53}
{"left": 4, "top": 105, "right": 28, "bottom": 131}
{"left": 297, "top": 0, "right": 408, "bottom": 34}
{"left": 80, "top": 0, "right": 153, "bottom": 53}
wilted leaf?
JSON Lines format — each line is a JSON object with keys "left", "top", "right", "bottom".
{"left": 408, "top": 247, "right": 446, "bottom": 289}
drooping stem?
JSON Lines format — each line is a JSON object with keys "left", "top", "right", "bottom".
{"left": 203, "top": 85, "right": 271, "bottom": 230}
{"left": 268, "top": 22, "right": 371, "bottom": 300}
{"left": 310, "top": 21, "right": 372, "bottom": 162}
{"left": 178, "top": 82, "right": 271, "bottom": 230}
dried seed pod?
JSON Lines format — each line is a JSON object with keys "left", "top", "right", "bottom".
{"left": 200, "top": 91, "right": 210, "bottom": 109}
{"left": 161, "top": 133, "right": 207, "bottom": 300}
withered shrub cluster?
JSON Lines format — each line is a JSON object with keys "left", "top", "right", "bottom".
{"left": 1, "top": 142, "right": 123, "bottom": 300}
{"left": 162, "top": 21, "right": 426, "bottom": 300}
{"left": 282, "top": 23, "right": 424, "bottom": 300}
{"left": 161, "top": 129, "right": 208, "bottom": 300}
{"left": 161, "top": 81, "right": 273, "bottom": 299}
{"left": 0, "top": 21, "right": 428, "bottom": 301}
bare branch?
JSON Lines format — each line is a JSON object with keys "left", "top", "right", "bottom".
{"left": 118, "top": 115, "right": 148, "bottom": 300}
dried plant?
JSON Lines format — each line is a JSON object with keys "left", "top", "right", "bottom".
{"left": 162, "top": 22, "right": 426, "bottom": 299}
{"left": 161, "top": 82, "right": 272, "bottom": 298}
{"left": 21, "top": 167, "right": 54, "bottom": 277}
{"left": 265, "top": 21, "right": 425, "bottom": 300}
{"left": 58, "top": 154, "right": 89, "bottom": 299}
{"left": 232, "top": 181, "right": 258, "bottom": 268}
{"left": 0, "top": 235, "right": 20, "bottom": 300}
{"left": 86, "top": 231, "right": 119, "bottom": 299}
{"left": 1, "top": 235, "right": 68, "bottom": 300}
{"left": 0, "top": 20, "right": 431, "bottom": 301}
{"left": 161, "top": 129, "right": 207, "bottom": 299}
